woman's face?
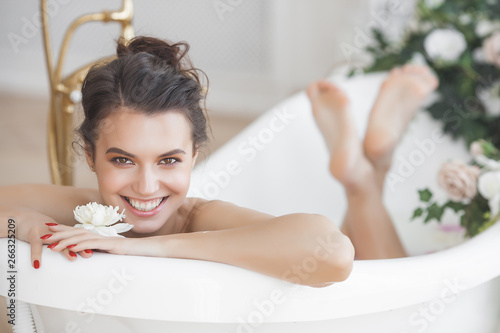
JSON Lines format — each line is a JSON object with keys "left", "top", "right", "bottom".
{"left": 86, "top": 108, "right": 197, "bottom": 234}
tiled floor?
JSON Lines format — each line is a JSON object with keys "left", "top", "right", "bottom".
{"left": 0, "top": 92, "right": 254, "bottom": 188}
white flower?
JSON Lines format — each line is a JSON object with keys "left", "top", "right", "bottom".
{"left": 477, "top": 81, "right": 500, "bottom": 116}
{"left": 477, "top": 171, "right": 500, "bottom": 217}
{"left": 475, "top": 21, "right": 499, "bottom": 38}
{"left": 424, "top": 0, "right": 444, "bottom": 9}
{"left": 424, "top": 29, "right": 467, "bottom": 63}
{"left": 474, "top": 155, "right": 500, "bottom": 171}
{"left": 473, "top": 48, "right": 486, "bottom": 63}
{"left": 489, "top": 193, "right": 500, "bottom": 217}
{"left": 478, "top": 171, "right": 500, "bottom": 200}
{"left": 73, "top": 202, "right": 132, "bottom": 237}
{"left": 458, "top": 14, "right": 472, "bottom": 25}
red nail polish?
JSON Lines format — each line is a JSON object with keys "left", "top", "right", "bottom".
{"left": 45, "top": 223, "right": 58, "bottom": 226}
{"left": 67, "top": 244, "right": 77, "bottom": 249}
{"left": 84, "top": 249, "right": 93, "bottom": 254}
{"left": 69, "top": 251, "right": 77, "bottom": 258}
{"left": 48, "top": 242, "right": 59, "bottom": 249}
{"left": 40, "top": 234, "right": 52, "bottom": 240}
{"left": 33, "top": 260, "right": 40, "bottom": 269}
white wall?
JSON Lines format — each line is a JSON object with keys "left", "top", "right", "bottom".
{"left": 0, "top": 0, "right": 415, "bottom": 116}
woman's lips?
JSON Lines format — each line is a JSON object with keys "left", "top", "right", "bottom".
{"left": 121, "top": 196, "right": 168, "bottom": 217}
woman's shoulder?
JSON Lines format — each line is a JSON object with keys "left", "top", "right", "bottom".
{"left": 181, "top": 197, "right": 273, "bottom": 232}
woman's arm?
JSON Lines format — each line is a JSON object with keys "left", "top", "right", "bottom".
{"left": 0, "top": 184, "right": 100, "bottom": 267}
{"left": 124, "top": 200, "right": 353, "bottom": 287}
{"left": 0, "top": 184, "right": 100, "bottom": 225}
{"left": 44, "top": 199, "right": 354, "bottom": 286}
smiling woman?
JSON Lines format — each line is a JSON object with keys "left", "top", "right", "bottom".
{"left": 0, "top": 36, "right": 354, "bottom": 288}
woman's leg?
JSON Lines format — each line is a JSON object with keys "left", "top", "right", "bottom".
{"left": 306, "top": 65, "right": 437, "bottom": 259}
{"left": 364, "top": 65, "right": 439, "bottom": 190}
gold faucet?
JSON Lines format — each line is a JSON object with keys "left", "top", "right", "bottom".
{"left": 40, "top": 0, "right": 134, "bottom": 185}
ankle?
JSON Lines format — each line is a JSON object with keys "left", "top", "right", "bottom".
{"left": 338, "top": 157, "right": 378, "bottom": 194}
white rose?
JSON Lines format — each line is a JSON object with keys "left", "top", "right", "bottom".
{"left": 489, "top": 193, "right": 500, "bottom": 217}
{"left": 424, "top": 29, "right": 467, "bottom": 63}
{"left": 477, "top": 81, "right": 500, "bottom": 116}
{"left": 458, "top": 14, "right": 472, "bottom": 25}
{"left": 473, "top": 48, "right": 486, "bottom": 63}
{"left": 73, "top": 202, "right": 132, "bottom": 237}
{"left": 478, "top": 171, "right": 500, "bottom": 200}
{"left": 476, "top": 21, "right": 498, "bottom": 38}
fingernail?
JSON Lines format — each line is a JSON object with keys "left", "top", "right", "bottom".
{"left": 67, "top": 244, "right": 77, "bottom": 249}
{"left": 69, "top": 251, "right": 77, "bottom": 258}
{"left": 33, "top": 260, "right": 40, "bottom": 269}
{"left": 48, "top": 242, "right": 59, "bottom": 249}
{"left": 40, "top": 234, "right": 52, "bottom": 240}
{"left": 45, "top": 223, "right": 58, "bottom": 226}
{"left": 84, "top": 249, "right": 93, "bottom": 254}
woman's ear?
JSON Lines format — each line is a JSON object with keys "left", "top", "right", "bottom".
{"left": 84, "top": 146, "right": 95, "bottom": 172}
{"left": 192, "top": 150, "right": 198, "bottom": 169}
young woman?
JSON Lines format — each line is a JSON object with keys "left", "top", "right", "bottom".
{"left": 0, "top": 36, "right": 437, "bottom": 287}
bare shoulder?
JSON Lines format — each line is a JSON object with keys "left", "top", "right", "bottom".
{"left": 184, "top": 197, "right": 273, "bottom": 232}
{"left": 0, "top": 183, "right": 101, "bottom": 225}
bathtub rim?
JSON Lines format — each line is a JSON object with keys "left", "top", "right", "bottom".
{"left": 1, "top": 221, "right": 499, "bottom": 324}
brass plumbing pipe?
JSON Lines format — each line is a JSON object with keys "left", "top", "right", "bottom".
{"left": 40, "top": 0, "right": 134, "bottom": 185}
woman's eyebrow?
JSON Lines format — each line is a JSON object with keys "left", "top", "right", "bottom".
{"left": 158, "top": 149, "right": 186, "bottom": 158}
{"left": 106, "top": 147, "right": 135, "bottom": 158}
{"left": 105, "top": 147, "right": 186, "bottom": 158}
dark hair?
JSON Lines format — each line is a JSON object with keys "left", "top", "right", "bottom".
{"left": 78, "top": 36, "right": 209, "bottom": 159}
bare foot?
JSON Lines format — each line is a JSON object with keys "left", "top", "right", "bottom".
{"left": 363, "top": 65, "right": 439, "bottom": 171}
{"left": 307, "top": 80, "right": 374, "bottom": 189}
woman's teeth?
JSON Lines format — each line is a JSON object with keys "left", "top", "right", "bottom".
{"left": 126, "top": 197, "right": 164, "bottom": 212}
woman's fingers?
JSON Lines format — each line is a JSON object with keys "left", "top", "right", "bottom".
{"left": 29, "top": 233, "right": 43, "bottom": 269}
{"left": 45, "top": 233, "right": 96, "bottom": 251}
{"left": 60, "top": 248, "right": 78, "bottom": 261}
{"left": 78, "top": 249, "right": 94, "bottom": 258}
{"left": 41, "top": 224, "right": 88, "bottom": 243}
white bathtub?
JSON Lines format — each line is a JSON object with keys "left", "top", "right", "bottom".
{"left": 2, "top": 71, "right": 500, "bottom": 333}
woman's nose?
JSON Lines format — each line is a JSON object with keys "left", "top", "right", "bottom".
{"left": 135, "top": 167, "right": 160, "bottom": 195}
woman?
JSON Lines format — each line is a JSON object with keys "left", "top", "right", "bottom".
{"left": 0, "top": 36, "right": 437, "bottom": 287}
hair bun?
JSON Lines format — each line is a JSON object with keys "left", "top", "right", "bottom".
{"left": 116, "top": 36, "right": 190, "bottom": 71}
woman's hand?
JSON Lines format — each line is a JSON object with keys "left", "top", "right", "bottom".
{"left": 43, "top": 224, "right": 129, "bottom": 257}
{"left": 6, "top": 207, "right": 93, "bottom": 269}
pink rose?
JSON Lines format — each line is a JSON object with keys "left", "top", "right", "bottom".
{"left": 469, "top": 141, "right": 484, "bottom": 157}
{"left": 437, "top": 161, "right": 480, "bottom": 201}
{"left": 483, "top": 31, "right": 500, "bottom": 68}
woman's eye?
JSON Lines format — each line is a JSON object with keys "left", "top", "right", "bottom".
{"left": 113, "top": 157, "right": 132, "bottom": 165}
{"left": 160, "top": 158, "right": 178, "bottom": 165}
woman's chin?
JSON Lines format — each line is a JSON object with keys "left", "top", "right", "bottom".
{"left": 125, "top": 220, "right": 164, "bottom": 235}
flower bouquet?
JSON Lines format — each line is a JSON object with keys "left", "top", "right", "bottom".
{"left": 360, "top": 0, "right": 500, "bottom": 147}
{"left": 412, "top": 140, "right": 500, "bottom": 237}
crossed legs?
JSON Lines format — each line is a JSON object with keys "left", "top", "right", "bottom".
{"left": 307, "top": 65, "right": 438, "bottom": 259}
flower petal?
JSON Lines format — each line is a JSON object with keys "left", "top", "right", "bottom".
{"left": 110, "top": 223, "right": 134, "bottom": 233}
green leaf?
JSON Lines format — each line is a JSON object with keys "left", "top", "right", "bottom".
{"left": 444, "top": 200, "right": 466, "bottom": 213}
{"left": 418, "top": 189, "right": 433, "bottom": 202}
{"left": 412, "top": 207, "right": 424, "bottom": 220}
{"left": 424, "top": 202, "right": 445, "bottom": 223}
